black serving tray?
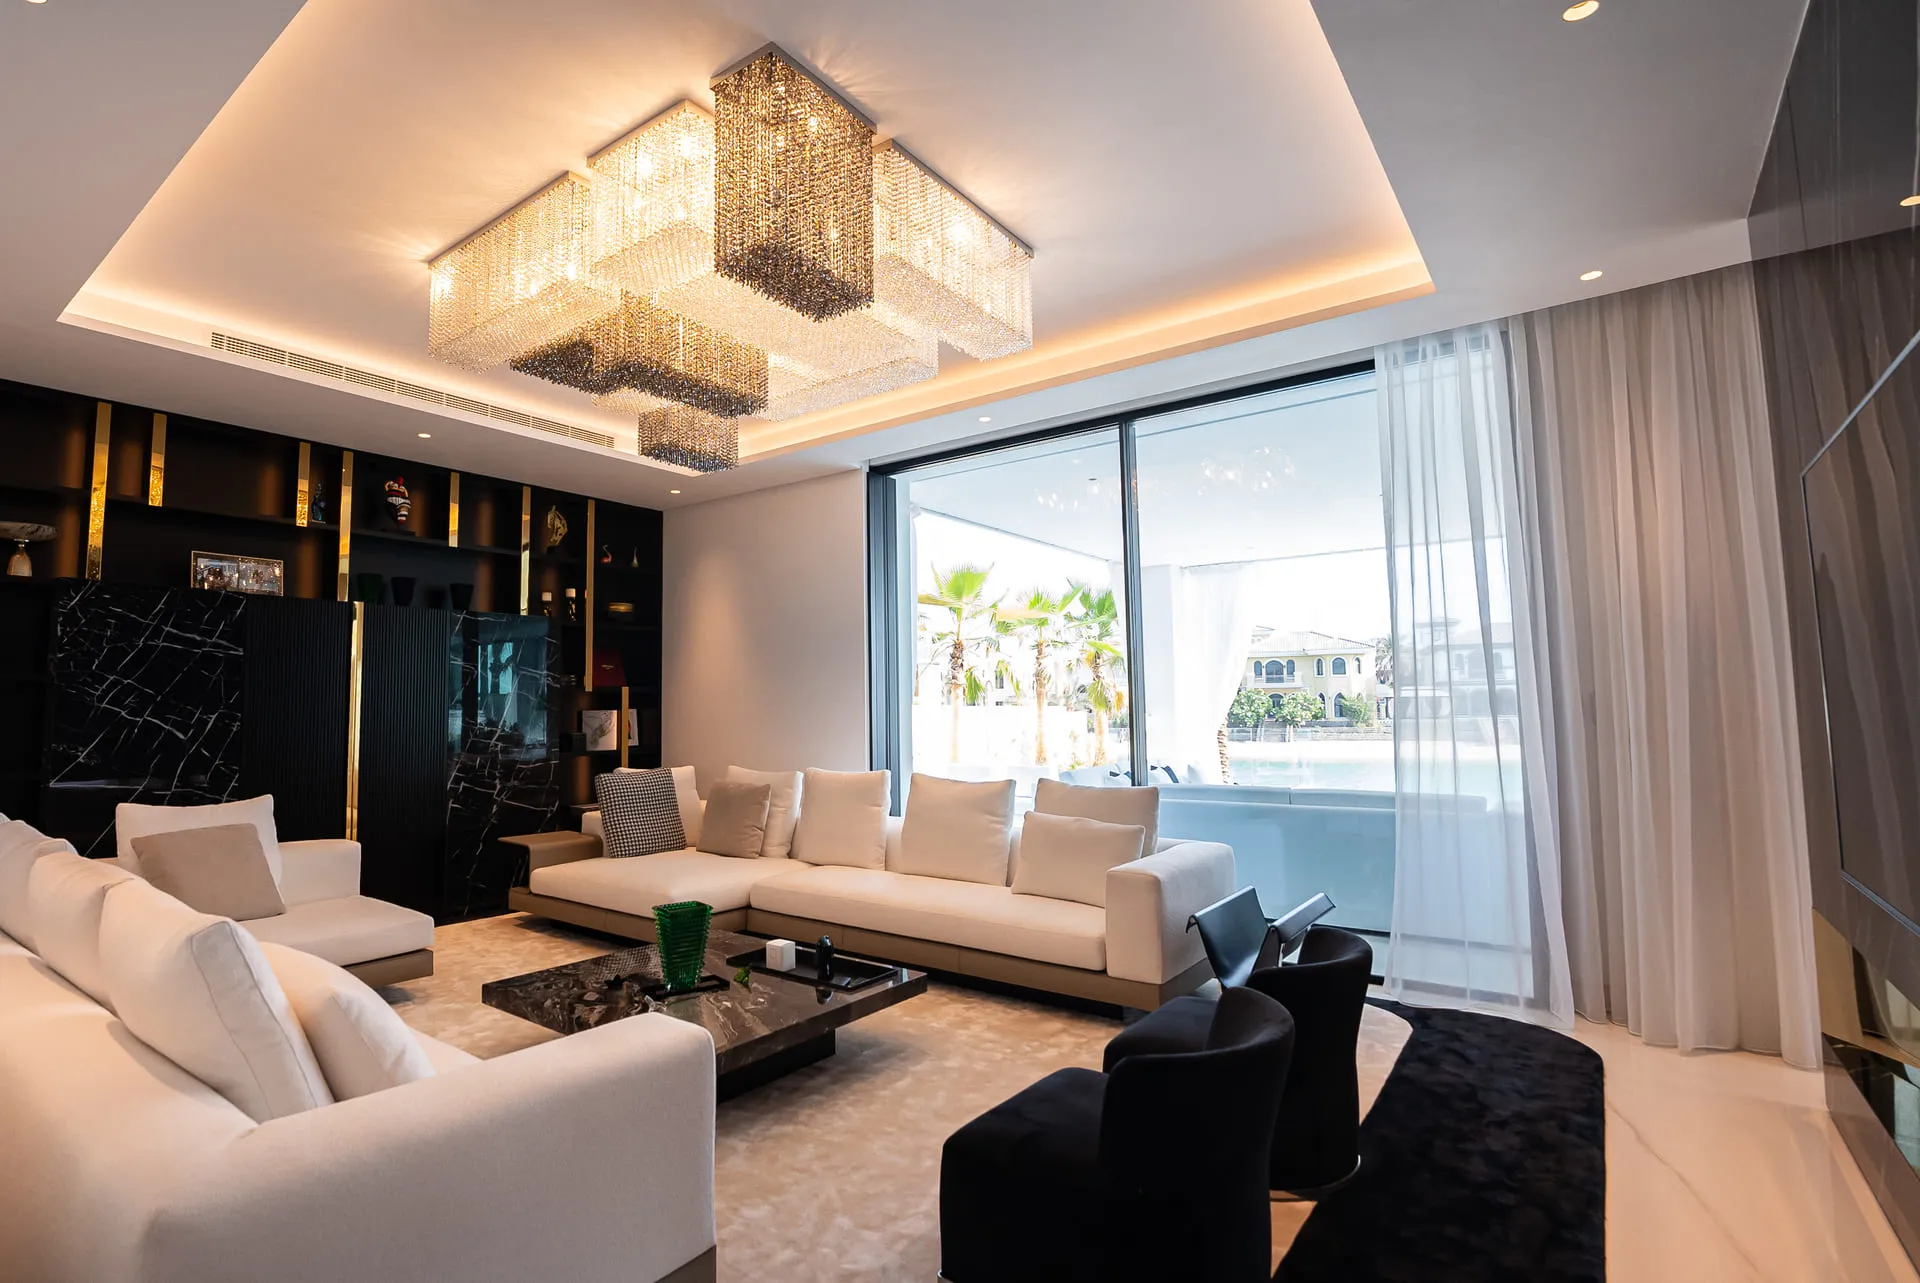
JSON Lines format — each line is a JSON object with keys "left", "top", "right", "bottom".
{"left": 726, "top": 944, "right": 904, "bottom": 992}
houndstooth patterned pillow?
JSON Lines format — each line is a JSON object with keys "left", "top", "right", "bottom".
{"left": 595, "top": 769, "right": 687, "bottom": 859}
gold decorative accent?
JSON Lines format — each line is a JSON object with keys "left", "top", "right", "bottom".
{"left": 636, "top": 406, "right": 742, "bottom": 472}
{"left": 147, "top": 413, "right": 168, "bottom": 506}
{"left": 519, "top": 485, "right": 532, "bottom": 615}
{"left": 448, "top": 472, "right": 461, "bottom": 548}
{"left": 428, "top": 172, "right": 613, "bottom": 370}
{"left": 337, "top": 451, "right": 355, "bottom": 602}
{"left": 295, "top": 442, "right": 312, "bottom": 527}
{"left": 584, "top": 499, "right": 596, "bottom": 692}
{"left": 712, "top": 46, "right": 876, "bottom": 320}
{"left": 619, "top": 685, "right": 630, "bottom": 769}
{"left": 85, "top": 402, "right": 109, "bottom": 580}
{"left": 873, "top": 141, "right": 1034, "bottom": 359}
{"left": 345, "top": 601, "right": 364, "bottom": 841}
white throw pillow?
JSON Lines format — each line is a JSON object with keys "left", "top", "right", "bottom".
{"left": 0, "top": 819, "right": 69, "bottom": 948}
{"left": 99, "top": 878, "right": 332, "bottom": 1121}
{"left": 894, "top": 774, "right": 1015, "bottom": 886}
{"left": 1032, "top": 778, "right": 1159, "bottom": 859}
{"left": 260, "top": 942, "right": 436, "bottom": 1100}
{"left": 726, "top": 766, "right": 804, "bottom": 859}
{"left": 790, "top": 769, "right": 890, "bottom": 869}
{"left": 116, "top": 795, "right": 283, "bottom": 886}
{"left": 1009, "top": 811, "right": 1147, "bottom": 908}
{"left": 27, "top": 851, "right": 135, "bottom": 1005}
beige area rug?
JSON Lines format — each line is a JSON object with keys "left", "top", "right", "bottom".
{"left": 386, "top": 914, "right": 1411, "bottom": 1282}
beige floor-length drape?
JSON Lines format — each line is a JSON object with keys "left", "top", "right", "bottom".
{"left": 1509, "top": 264, "right": 1820, "bottom": 1068}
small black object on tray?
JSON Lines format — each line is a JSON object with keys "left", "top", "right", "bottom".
{"left": 726, "top": 943, "right": 903, "bottom": 992}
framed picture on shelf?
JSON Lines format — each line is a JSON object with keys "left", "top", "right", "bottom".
{"left": 581, "top": 709, "right": 618, "bottom": 752}
{"left": 190, "top": 550, "right": 284, "bottom": 596}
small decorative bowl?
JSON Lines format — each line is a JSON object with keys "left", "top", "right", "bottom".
{"left": 605, "top": 601, "right": 635, "bottom": 615}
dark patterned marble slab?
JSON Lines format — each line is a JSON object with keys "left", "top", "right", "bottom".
{"left": 481, "top": 929, "right": 929, "bottom": 1082}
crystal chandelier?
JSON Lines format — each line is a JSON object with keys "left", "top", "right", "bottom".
{"left": 427, "top": 44, "right": 1034, "bottom": 471}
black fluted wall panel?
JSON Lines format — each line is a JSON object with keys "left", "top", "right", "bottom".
{"left": 241, "top": 597, "right": 352, "bottom": 842}
{"left": 358, "top": 606, "right": 451, "bottom": 919}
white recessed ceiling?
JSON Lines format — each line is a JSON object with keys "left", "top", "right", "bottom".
{"left": 0, "top": 0, "right": 1803, "bottom": 510}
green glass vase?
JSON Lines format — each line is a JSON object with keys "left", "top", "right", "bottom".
{"left": 653, "top": 900, "right": 713, "bottom": 993}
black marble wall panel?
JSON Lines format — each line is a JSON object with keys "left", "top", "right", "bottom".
{"left": 443, "top": 612, "right": 560, "bottom": 921}
{"left": 240, "top": 597, "right": 352, "bottom": 842}
{"left": 357, "top": 605, "right": 451, "bottom": 919}
{"left": 46, "top": 582, "right": 247, "bottom": 856}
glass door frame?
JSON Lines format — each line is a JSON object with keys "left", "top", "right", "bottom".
{"left": 866, "top": 357, "right": 1376, "bottom": 800}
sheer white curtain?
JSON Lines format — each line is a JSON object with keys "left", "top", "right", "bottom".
{"left": 1376, "top": 325, "right": 1574, "bottom": 1024}
{"left": 1510, "top": 264, "right": 1819, "bottom": 1067}
{"left": 1149, "top": 563, "right": 1257, "bottom": 783}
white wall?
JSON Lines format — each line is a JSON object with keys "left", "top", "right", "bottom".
{"left": 662, "top": 469, "right": 870, "bottom": 790}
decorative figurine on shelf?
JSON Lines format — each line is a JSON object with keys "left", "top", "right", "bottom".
{"left": 539, "top": 590, "right": 554, "bottom": 618}
{"left": 629, "top": 546, "right": 640, "bottom": 570}
{"left": 563, "top": 587, "right": 580, "bottom": 623}
{"left": 599, "top": 543, "right": 613, "bottom": 565}
{"left": 544, "top": 505, "right": 568, "bottom": 552}
{"left": 309, "top": 476, "right": 328, "bottom": 525}
{"left": 383, "top": 476, "right": 412, "bottom": 530}
{"left": 0, "top": 522, "right": 55, "bottom": 577}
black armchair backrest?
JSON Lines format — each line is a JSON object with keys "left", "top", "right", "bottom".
{"left": 1098, "top": 987, "right": 1294, "bottom": 1194}
{"left": 1245, "top": 925, "right": 1372, "bottom": 1058}
{"left": 1187, "top": 886, "right": 1271, "bottom": 988}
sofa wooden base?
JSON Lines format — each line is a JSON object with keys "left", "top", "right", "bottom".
{"left": 507, "top": 890, "right": 1208, "bottom": 1011}
{"left": 345, "top": 948, "right": 434, "bottom": 988}
{"left": 662, "top": 1246, "right": 717, "bottom": 1283}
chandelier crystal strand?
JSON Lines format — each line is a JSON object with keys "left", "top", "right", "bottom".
{"left": 514, "top": 293, "right": 768, "bottom": 417}
{"left": 761, "top": 337, "right": 940, "bottom": 421}
{"left": 873, "top": 143, "right": 1033, "bottom": 360}
{"left": 636, "top": 405, "right": 742, "bottom": 473}
{"left": 711, "top": 47, "right": 876, "bottom": 320}
{"left": 590, "top": 102, "right": 716, "bottom": 299}
{"left": 429, "top": 173, "right": 613, "bottom": 370}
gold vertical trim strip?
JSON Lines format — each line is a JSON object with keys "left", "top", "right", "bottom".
{"left": 85, "top": 402, "right": 110, "bottom": 580}
{"left": 345, "top": 601, "right": 364, "bottom": 840}
{"left": 337, "top": 450, "right": 355, "bottom": 602}
{"left": 619, "top": 685, "right": 630, "bottom": 769}
{"left": 295, "top": 442, "right": 312, "bottom": 527}
{"left": 448, "top": 472, "right": 461, "bottom": 548}
{"left": 584, "top": 499, "right": 596, "bottom": 691}
{"left": 147, "top": 413, "right": 167, "bottom": 506}
{"left": 519, "top": 485, "right": 532, "bottom": 615}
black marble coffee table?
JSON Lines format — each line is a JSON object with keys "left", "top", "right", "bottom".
{"left": 481, "top": 929, "right": 929, "bottom": 1099}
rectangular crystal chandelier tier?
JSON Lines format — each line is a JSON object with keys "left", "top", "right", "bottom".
{"left": 711, "top": 46, "right": 876, "bottom": 320}
{"left": 513, "top": 294, "right": 768, "bottom": 418}
{"left": 429, "top": 173, "right": 613, "bottom": 370}
{"left": 637, "top": 405, "right": 742, "bottom": 473}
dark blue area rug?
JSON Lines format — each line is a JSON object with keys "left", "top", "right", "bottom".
{"left": 1276, "top": 1000, "right": 1606, "bottom": 1282}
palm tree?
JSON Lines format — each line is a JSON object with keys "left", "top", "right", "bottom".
{"left": 1067, "top": 582, "right": 1126, "bottom": 764}
{"left": 918, "top": 563, "right": 998, "bottom": 762}
{"left": 996, "top": 586, "right": 1080, "bottom": 764}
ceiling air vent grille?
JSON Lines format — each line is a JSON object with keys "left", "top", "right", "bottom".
{"left": 209, "top": 331, "right": 618, "bottom": 449}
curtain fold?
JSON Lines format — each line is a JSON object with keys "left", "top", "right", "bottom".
{"left": 1169, "top": 564, "right": 1258, "bottom": 784}
{"left": 1376, "top": 324, "right": 1574, "bottom": 1025}
{"left": 1509, "top": 263, "right": 1820, "bottom": 1068}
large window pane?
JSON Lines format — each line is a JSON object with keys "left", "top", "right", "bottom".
{"left": 1132, "top": 373, "right": 1393, "bottom": 931}
{"left": 893, "top": 428, "right": 1130, "bottom": 802}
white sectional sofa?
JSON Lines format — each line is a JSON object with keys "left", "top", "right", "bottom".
{"left": 0, "top": 816, "right": 718, "bottom": 1283}
{"left": 511, "top": 774, "right": 1236, "bottom": 1010}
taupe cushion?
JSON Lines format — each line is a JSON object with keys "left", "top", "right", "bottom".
{"left": 1009, "top": 811, "right": 1146, "bottom": 908}
{"left": 726, "top": 766, "right": 803, "bottom": 859}
{"left": 895, "top": 774, "right": 1015, "bottom": 886}
{"left": 699, "top": 781, "right": 771, "bottom": 858}
{"left": 1032, "top": 778, "right": 1159, "bottom": 858}
{"left": 131, "top": 823, "right": 287, "bottom": 922}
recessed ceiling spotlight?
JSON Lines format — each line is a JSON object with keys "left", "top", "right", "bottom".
{"left": 669, "top": 488, "right": 682, "bottom": 495}
{"left": 978, "top": 415, "right": 993, "bottom": 423}
{"left": 1562, "top": 1, "right": 1599, "bottom": 20}
{"left": 416, "top": 432, "right": 432, "bottom": 438}
{"left": 24, "top": 1, "right": 48, "bottom": 6}
{"left": 1579, "top": 269, "right": 1604, "bottom": 281}
{"left": 1902, "top": 195, "right": 1920, "bottom": 207}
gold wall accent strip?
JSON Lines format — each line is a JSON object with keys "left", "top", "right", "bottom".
{"left": 345, "top": 601, "right": 364, "bottom": 840}
{"left": 85, "top": 402, "right": 110, "bottom": 580}
{"left": 295, "top": 442, "right": 312, "bottom": 527}
{"left": 584, "top": 499, "right": 596, "bottom": 691}
{"left": 448, "top": 472, "right": 461, "bottom": 548}
{"left": 337, "top": 450, "right": 355, "bottom": 602}
{"left": 519, "top": 485, "right": 532, "bottom": 614}
{"left": 147, "top": 413, "right": 167, "bottom": 506}
{"left": 619, "top": 685, "right": 630, "bottom": 769}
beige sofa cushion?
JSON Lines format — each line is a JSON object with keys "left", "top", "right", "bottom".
{"left": 260, "top": 942, "right": 435, "bottom": 1100}
{"left": 0, "top": 820, "right": 71, "bottom": 950}
{"left": 116, "top": 795, "right": 283, "bottom": 885}
{"left": 791, "top": 769, "right": 890, "bottom": 869}
{"left": 698, "top": 781, "right": 771, "bottom": 858}
{"left": 895, "top": 774, "right": 1014, "bottom": 886}
{"left": 529, "top": 850, "right": 795, "bottom": 917}
{"left": 131, "top": 823, "right": 286, "bottom": 921}
{"left": 412, "top": 1028, "right": 482, "bottom": 1073}
{"left": 26, "top": 851, "right": 136, "bottom": 1006}
{"left": 1033, "top": 779, "right": 1159, "bottom": 858}
{"left": 242, "top": 895, "right": 435, "bottom": 969}
{"left": 1009, "top": 812, "right": 1145, "bottom": 908}
{"left": 99, "top": 878, "right": 332, "bottom": 1122}
{"left": 750, "top": 864, "right": 1107, "bottom": 971}
{"left": 726, "top": 766, "right": 803, "bottom": 859}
